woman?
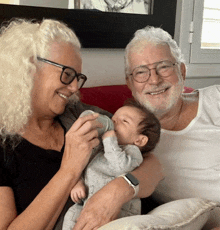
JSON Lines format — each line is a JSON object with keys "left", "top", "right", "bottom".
{"left": 0, "top": 18, "right": 163, "bottom": 230}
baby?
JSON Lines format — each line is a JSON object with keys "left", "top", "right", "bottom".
{"left": 62, "top": 99, "right": 161, "bottom": 230}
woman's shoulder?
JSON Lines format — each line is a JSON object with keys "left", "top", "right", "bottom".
{"left": 0, "top": 136, "right": 22, "bottom": 163}
{"left": 0, "top": 137, "right": 18, "bottom": 181}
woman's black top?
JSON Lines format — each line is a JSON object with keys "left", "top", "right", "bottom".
{"left": 0, "top": 102, "right": 112, "bottom": 215}
{"left": 0, "top": 137, "right": 64, "bottom": 214}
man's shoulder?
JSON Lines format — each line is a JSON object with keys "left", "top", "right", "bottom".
{"left": 183, "top": 85, "right": 220, "bottom": 102}
{"left": 197, "top": 85, "right": 220, "bottom": 103}
{"left": 198, "top": 85, "right": 220, "bottom": 94}
{"left": 197, "top": 85, "right": 220, "bottom": 122}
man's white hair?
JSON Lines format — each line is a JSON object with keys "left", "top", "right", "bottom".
{"left": 124, "top": 26, "right": 185, "bottom": 75}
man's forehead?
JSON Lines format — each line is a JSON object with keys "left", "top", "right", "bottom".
{"left": 128, "top": 44, "right": 174, "bottom": 66}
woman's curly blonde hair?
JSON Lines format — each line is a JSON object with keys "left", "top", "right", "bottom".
{"left": 0, "top": 18, "right": 81, "bottom": 140}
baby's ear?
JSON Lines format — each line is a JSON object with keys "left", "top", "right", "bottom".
{"left": 134, "top": 135, "right": 148, "bottom": 148}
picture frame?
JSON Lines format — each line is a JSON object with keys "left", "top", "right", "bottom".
{"left": 74, "top": 0, "right": 154, "bottom": 15}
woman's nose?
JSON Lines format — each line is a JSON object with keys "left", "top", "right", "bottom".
{"left": 67, "top": 78, "right": 78, "bottom": 92}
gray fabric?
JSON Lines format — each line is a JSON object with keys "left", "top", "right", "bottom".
{"left": 62, "top": 135, "right": 143, "bottom": 230}
{"left": 53, "top": 198, "right": 74, "bottom": 230}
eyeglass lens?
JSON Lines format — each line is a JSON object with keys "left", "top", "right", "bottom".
{"left": 132, "top": 61, "right": 175, "bottom": 83}
{"left": 77, "top": 76, "right": 86, "bottom": 89}
{"left": 61, "top": 68, "right": 76, "bottom": 84}
{"left": 61, "top": 68, "right": 86, "bottom": 88}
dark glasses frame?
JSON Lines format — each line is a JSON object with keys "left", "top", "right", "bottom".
{"left": 37, "top": 57, "right": 87, "bottom": 88}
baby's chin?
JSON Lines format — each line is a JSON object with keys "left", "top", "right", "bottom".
{"left": 116, "top": 137, "right": 126, "bottom": 146}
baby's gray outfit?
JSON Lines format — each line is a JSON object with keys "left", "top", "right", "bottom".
{"left": 62, "top": 135, "right": 143, "bottom": 230}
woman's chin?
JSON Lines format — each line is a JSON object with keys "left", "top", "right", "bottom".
{"left": 52, "top": 105, "right": 66, "bottom": 117}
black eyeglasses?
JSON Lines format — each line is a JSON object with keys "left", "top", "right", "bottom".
{"left": 130, "top": 60, "right": 178, "bottom": 83}
{"left": 37, "top": 57, "right": 87, "bottom": 89}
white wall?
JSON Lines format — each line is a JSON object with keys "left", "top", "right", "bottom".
{"left": 5, "top": 0, "right": 69, "bottom": 8}
{"left": 20, "top": 0, "right": 68, "bottom": 8}
{"left": 185, "top": 77, "right": 220, "bottom": 89}
{"left": 81, "top": 49, "right": 125, "bottom": 87}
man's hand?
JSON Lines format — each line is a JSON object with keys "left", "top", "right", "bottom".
{"left": 73, "top": 177, "right": 134, "bottom": 230}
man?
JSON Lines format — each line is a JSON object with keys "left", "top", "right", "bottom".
{"left": 125, "top": 26, "right": 220, "bottom": 228}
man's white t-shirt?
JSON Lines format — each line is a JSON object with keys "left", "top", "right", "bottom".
{"left": 153, "top": 85, "right": 220, "bottom": 203}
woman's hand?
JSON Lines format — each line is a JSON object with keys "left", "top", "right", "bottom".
{"left": 73, "top": 177, "right": 134, "bottom": 230}
{"left": 60, "top": 112, "right": 102, "bottom": 176}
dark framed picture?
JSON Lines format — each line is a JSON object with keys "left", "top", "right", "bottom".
{"left": 0, "top": 0, "right": 177, "bottom": 48}
{"left": 74, "top": 0, "right": 154, "bottom": 15}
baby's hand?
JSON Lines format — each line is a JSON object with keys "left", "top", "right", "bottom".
{"left": 70, "top": 179, "right": 87, "bottom": 204}
{"left": 102, "top": 130, "right": 116, "bottom": 140}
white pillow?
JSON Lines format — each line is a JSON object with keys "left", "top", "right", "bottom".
{"left": 99, "top": 198, "right": 219, "bottom": 230}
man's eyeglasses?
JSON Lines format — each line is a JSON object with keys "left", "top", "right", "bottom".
{"left": 129, "top": 60, "right": 178, "bottom": 83}
{"left": 37, "top": 57, "right": 87, "bottom": 89}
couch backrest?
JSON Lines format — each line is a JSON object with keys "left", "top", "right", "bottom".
{"left": 80, "top": 85, "right": 132, "bottom": 114}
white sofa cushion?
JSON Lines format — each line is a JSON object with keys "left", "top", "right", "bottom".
{"left": 99, "top": 198, "right": 219, "bottom": 230}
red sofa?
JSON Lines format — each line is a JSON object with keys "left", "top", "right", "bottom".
{"left": 80, "top": 85, "right": 194, "bottom": 114}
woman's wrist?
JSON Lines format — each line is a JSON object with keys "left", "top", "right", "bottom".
{"left": 57, "top": 167, "right": 81, "bottom": 190}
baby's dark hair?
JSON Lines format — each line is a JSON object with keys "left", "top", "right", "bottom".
{"left": 123, "top": 99, "right": 161, "bottom": 154}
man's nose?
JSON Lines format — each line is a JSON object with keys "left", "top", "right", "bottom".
{"left": 147, "top": 68, "right": 163, "bottom": 85}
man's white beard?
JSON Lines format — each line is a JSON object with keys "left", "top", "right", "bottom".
{"left": 134, "top": 81, "right": 184, "bottom": 119}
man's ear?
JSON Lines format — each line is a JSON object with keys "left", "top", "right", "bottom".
{"left": 134, "top": 135, "right": 148, "bottom": 148}
{"left": 180, "top": 63, "right": 186, "bottom": 81}
{"left": 126, "top": 76, "right": 132, "bottom": 90}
